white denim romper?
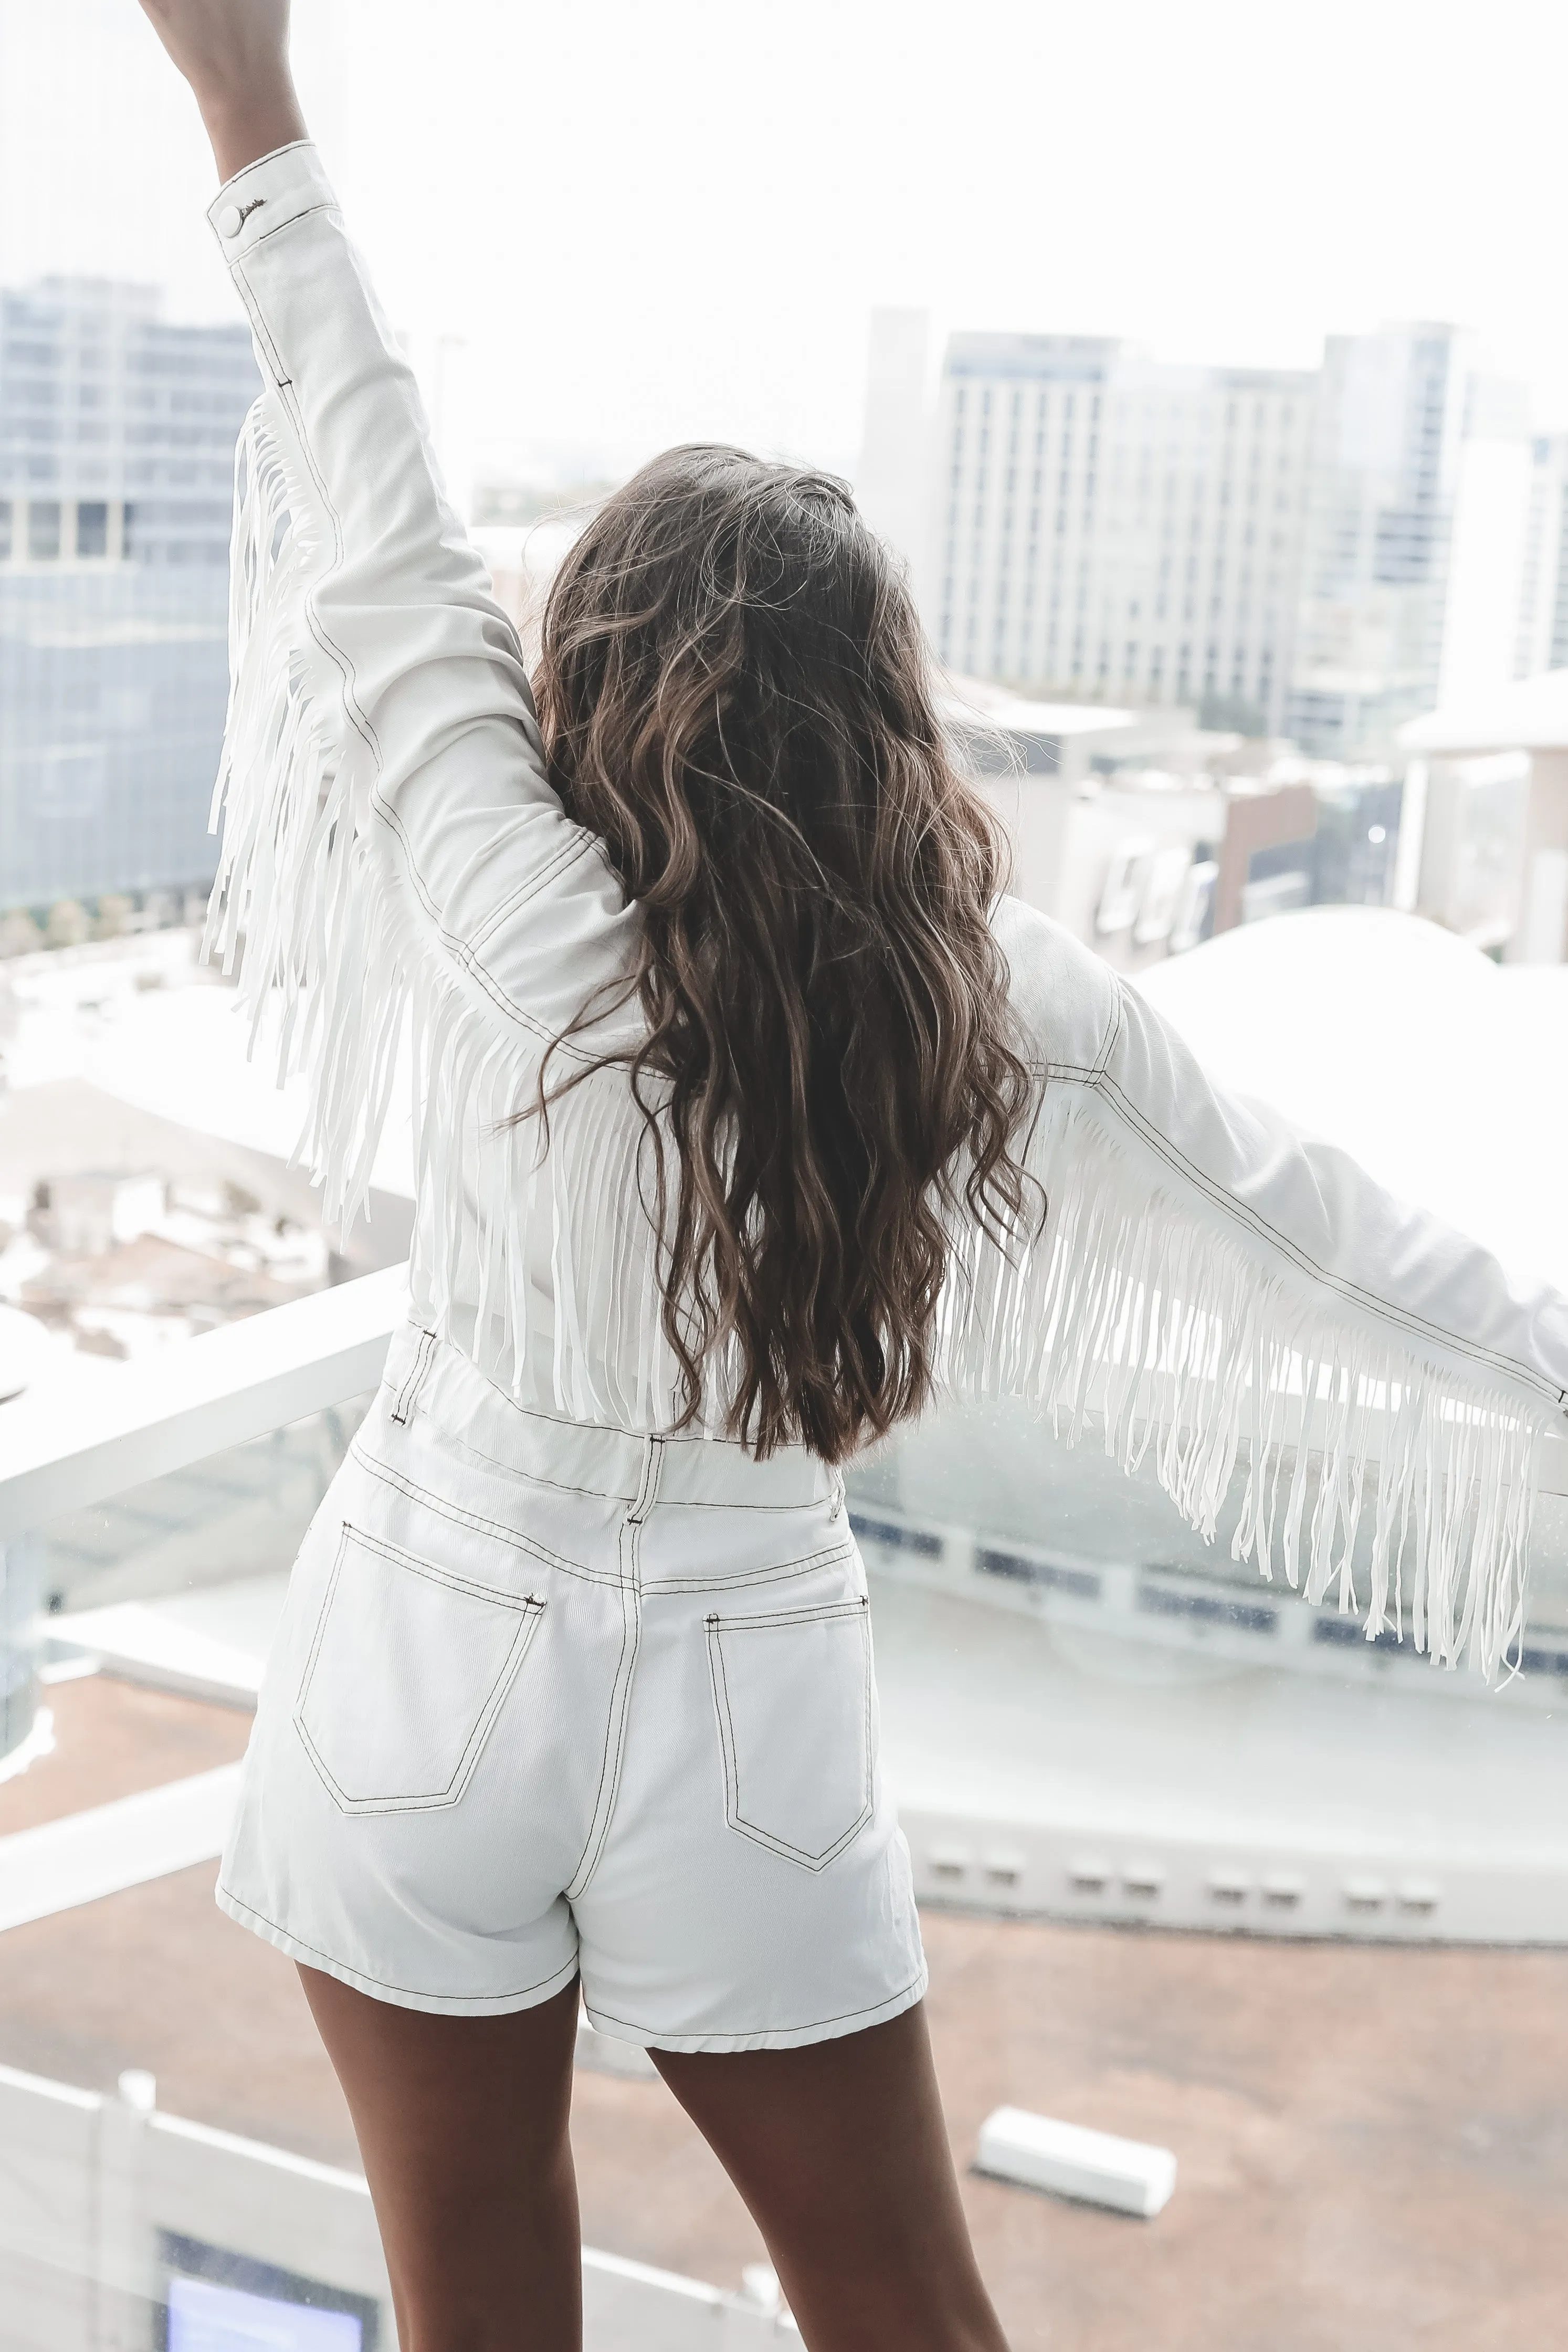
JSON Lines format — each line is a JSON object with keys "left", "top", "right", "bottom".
{"left": 206, "top": 145, "right": 1568, "bottom": 2046}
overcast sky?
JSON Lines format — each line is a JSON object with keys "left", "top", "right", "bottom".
{"left": 3, "top": 0, "right": 1567, "bottom": 482}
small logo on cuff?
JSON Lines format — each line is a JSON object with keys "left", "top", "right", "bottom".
{"left": 217, "top": 196, "right": 268, "bottom": 240}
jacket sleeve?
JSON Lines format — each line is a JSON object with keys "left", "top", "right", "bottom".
{"left": 965, "top": 896, "right": 1568, "bottom": 1679}
{"left": 203, "top": 142, "right": 639, "bottom": 1223}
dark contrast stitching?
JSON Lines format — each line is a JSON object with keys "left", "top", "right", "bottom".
{"left": 372, "top": 790, "right": 601, "bottom": 1064}
{"left": 566, "top": 1444, "right": 660, "bottom": 1899}
{"left": 643, "top": 1538, "right": 855, "bottom": 1595}
{"left": 564, "top": 1518, "right": 641, "bottom": 1900}
{"left": 586, "top": 1969, "right": 927, "bottom": 2047}
{"left": 349, "top": 1441, "right": 611, "bottom": 1583}
{"left": 399, "top": 1350, "right": 833, "bottom": 1514}
{"left": 704, "top": 1600, "right": 873, "bottom": 1871}
{"left": 244, "top": 358, "right": 380, "bottom": 763}
{"left": 1086, "top": 1052, "right": 1568, "bottom": 1410}
{"left": 216, "top": 1885, "right": 578, "bottom": 2008}
{"left": 390, "top": 1327, "right": 437, "bottom": 1425}
{"left": 236, "top": 196, "right": 338, "bottom": 256}
{"left": 1090, "top": 986, "right": 1124, "bottom": 1080}
{"left": 293, "top": 1524, "right": 544, "bottom": 1814}
{"left": 404, "top": 1418, "right": 640, "bottom": 1508}
{"left": 469, "top": 830, "right": 601, "bottom": 952}
{"left": 228, "top": 264, "right": 291, "bottom": 391}
{"left": 626, "top": 1435, "right": 664, "bottom": 1526}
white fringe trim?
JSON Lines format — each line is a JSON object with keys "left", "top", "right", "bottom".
{"left": 935, "top": 1083, "right": 1551, "bottom": 1682}
{"left": 208, "top": 392, "right": 1550, "bottom": 1683}
{"left": 205, "top": 392, "right": 691, "bottom": 1431}
{"left": 205, "top": 393, "right": 406, "bottom": 1232}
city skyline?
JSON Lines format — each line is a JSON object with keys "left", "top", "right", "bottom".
{"left": 3, "top": 0, "right": 1568, "bottom": 488}
{"left": 857, "top": 311, "right": 1568, "bottom": 759}
{"left": 0, "top": 271, "right": 258, "bottom": 909}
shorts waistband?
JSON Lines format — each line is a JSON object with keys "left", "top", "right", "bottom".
{"left": 381, "top": 1324, "right": 837, "bottom": 1513}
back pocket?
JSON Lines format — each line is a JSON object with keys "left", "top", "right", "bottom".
{"left": 706, "top": 1597, "right": 872, "bottom": 1870}
{"left": 296, "top": 1525, "right": 545, "bottom": 1815}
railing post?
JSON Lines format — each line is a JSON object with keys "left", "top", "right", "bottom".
{"left": 0, "top": 1533, "right": 41, "bottom": 1774}
{"left": 94, "top": 2072, "right": 157, "bottom": 2352}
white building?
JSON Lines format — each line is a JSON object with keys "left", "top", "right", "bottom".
{"left": 1516, "top": 434, "right": 1568, "bottom": 681}
{"left": 1286, "top": 325, "right": 1474, "bottom": 757}
{"left": 862, "top": 313, "right": 1549, "bottom": 763}
{"left": 911, "top": 333, "right": 1318, "bottom": 736}
{"left": 0, "top": 276, "right": 260, "bottom": 911}
{"left": 1402, "top": 667, "right": 1568, "bottom": 963}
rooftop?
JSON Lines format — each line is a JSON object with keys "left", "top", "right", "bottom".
{"left": 5, "top": 1675, "right": 1567, "bottom": 2350}
{"left": 1401, "top": 666, "right": 1568, "bottom": 753}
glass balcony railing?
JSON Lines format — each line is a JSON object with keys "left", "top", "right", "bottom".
{"left": 0, "top": 1270, "right": 804, "bottom": 2348}
{"left": 850, "top": 1394, "right": 1568, "bottom": 1941}
{"left": 3, "top": 1270, "right": 1568, "bottom": 2345}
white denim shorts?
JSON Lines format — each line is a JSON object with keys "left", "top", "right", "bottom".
{"left": 218, "top": 1326, "right": 927, "bottom": 2052}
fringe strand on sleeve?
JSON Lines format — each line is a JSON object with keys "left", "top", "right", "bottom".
{"left": 934, "top": 1081, "right": 1552, "bottom": 1683}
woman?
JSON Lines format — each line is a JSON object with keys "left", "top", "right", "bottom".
{"left": 139, "top": 5, "right": 1568, "bottom": 2347}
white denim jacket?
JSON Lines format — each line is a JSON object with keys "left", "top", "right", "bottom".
{"left": 206, "top": 143, "right": 1568, "bottom": 1676}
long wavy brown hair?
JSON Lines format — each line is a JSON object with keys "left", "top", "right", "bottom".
{"left": 532, "top": 444, "right": 1039, "bottom": 1462}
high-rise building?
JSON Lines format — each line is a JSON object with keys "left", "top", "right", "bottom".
{"left": 0, "top": 276, "right": 259, "bottom": 914}
{"left": 916, "top": 335, "right": 1318, "bottom": 737}
{"left": 1288, "top": 325, "right": 1475, "bottom": 756}
{"left": 862, "top": 312, "right": 1551, "bottom": 762}
{"left": 1516, "top": 433, "right": 1568, "bottom": 681}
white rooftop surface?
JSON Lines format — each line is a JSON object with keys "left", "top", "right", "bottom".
{"left": 87, "top": 983, "right": 415, "bottom": 1199}
{"left": 940, "top": 677, "right": 1138, "bottom": 739}
{"left": 0, "top": 1304, "right": 51, "bottom": 1402}
{"left": 0, "top": 936, "right": 413, "bottom": 1412}
{"left": 1131, "top": 907, "right": 1568, "bottom": 1299}
{"left": 2, "top": 933, "right": 413, "bottom": 1199}
{"left": 1402, "top": 666, "right": 1568, "bottom": 753}
{"left": 871, "top": 1576, "right": 1568, "bottom": 1870}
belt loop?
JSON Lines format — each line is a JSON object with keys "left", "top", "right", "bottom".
{"left": 628, "top": 1434, "right": 665, "bottom": 1525}
{"left": 829, "top": 1467, "right": 846, "bottom": 1521}
{"left": 391, "top": 1327, "right": 437, "bottom": 1427}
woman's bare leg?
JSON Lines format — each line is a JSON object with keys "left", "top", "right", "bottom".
{"left": 297, "top": 1965, "right": 582, "bottom": 2352}
{"left": 653, "top": 2001, "right": 1009, "bottom": 2352}
{"left": 298, "top": 1968, "right": 1002, "bottom": 2352}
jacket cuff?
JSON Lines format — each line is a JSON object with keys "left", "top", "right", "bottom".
{"left": 207, "top": 141, "right": 336, "bottom": 262}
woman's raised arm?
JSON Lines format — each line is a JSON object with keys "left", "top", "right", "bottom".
{"left": 138, "top": 0, "right": 307, "bottom": 181}
{"left": 133, "top": 1, "right": 640, "bottom": 1247}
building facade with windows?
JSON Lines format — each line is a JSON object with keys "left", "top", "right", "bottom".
{"left": 1286, "top": 324, "right": 1481, "bottom": 757}
{"left": 1516, "top": 432, "right": 1568, "bottom": 682}
{"left": 0, "top": 276, "right": 258, "bottom": 912}
{"left": 924, "top": 336, "right": 1318, "bottom": 737}
{"left": 863, "top": 314, "right": 1558, "bottom": 763}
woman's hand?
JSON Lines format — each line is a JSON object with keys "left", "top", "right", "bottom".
{"left": 138, "top": 0, "right": 308, "bottom": 182}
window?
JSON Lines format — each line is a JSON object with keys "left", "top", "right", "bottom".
{"left": 27, "top": 498, "right": 61, "bottom": 557}
{"left": 75, "top": 499, "right": 108, "bottom": 556}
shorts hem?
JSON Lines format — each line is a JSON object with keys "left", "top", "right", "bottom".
{"left": 215, "top": 1882, "right": 581, "bottom": 2017}
{"left": 584, "top": 1962, "right": 929, "bottom": 2055}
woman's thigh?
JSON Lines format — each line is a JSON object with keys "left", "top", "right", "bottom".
{"left": 654, "top": 2001, "right": 1010, "bottom": 2352}
{"left": 297, "top": 1964, "right": 583, "bottom": 2352}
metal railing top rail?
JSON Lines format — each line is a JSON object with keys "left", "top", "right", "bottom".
{"left": 0, "top": 1261, "right": 1563, "bottom": 1549}
{"left": 0, "top": 1265, "right": 408, "bottom": 1546}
